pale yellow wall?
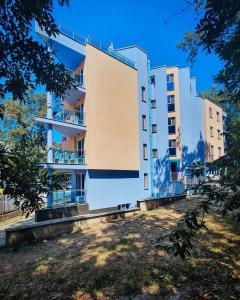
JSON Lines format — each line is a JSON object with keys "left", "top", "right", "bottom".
{"left": 166, "top": 67, "right": 182, "bottom": 160}
{"left": 82, "top": 44, "right": 139, "bottom": 170}
{"left": 203, "top": 98, "right": 224, "bottom": 162}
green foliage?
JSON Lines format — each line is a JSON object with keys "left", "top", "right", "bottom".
{"left": 177, "top": 0, "right": 240, "bottom": 104}
{"left": 0, "top": 0, "right": 75, "bottom": 101}
{"left": 0, "top": 93, "right": 47, "bottom": 144}
{"left": 0, "top": 138, "right": 70, "bottom": 217}
{"left": 0, "top": 92, "right": 70, "bottom": 216}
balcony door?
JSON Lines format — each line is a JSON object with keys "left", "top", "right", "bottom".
{"left": 78, "top": 139, "right": 84, "bottom": 157}
{"left": 76, "top": 173, "right": 85, "bottom": 202}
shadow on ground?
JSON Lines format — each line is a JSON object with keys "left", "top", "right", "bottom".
{"left": 0, "top": 199, "right": 240, "bottom": 299}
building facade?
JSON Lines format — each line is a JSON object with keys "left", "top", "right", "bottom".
{"left": 35, "top": 24, "right": 225, "bottom": 210}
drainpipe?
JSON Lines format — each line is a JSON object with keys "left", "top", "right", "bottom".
{"left": 147, "top": 59, "right": 154, "bottom": 197}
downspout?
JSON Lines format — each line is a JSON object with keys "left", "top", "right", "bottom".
{"left": 147, "top": 59, "right": 154, "bottom": 197}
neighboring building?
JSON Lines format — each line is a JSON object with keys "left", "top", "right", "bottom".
{"left": 35, "top": 24, "right": 225, "bottom": 210}
{"left": 203, "top": 98, "right": 225, "bottom": 162}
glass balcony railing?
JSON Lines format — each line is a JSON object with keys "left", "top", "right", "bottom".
{"left": 53, "top": 109, "right": 84, "bottom": 126}
{"left": 53, "top": 149, "right": 85, "bottom": 165}
{"left": 56, "top": 24, "right": 135, "bottom": 69}
{"left": 52, "top": 189, "right": 86, "bottom": 206}
{"left": 69, "top": 71, "right": 84, "bottom": 88}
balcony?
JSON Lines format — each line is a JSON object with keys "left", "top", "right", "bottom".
{"left": 52, "top": 189, "right": 86, "bottom": 206}
{"left": 69, "top": 71, "right": 84, "bottom": 88}
{"left": 54, "top": 109, "right": 84, "bottom": 126}
{"left": 53, "top": 149, "right": 85, "bottom": 165}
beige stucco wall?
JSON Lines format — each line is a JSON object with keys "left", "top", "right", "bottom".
{"left": 166, "top": 67, "right": 182, "bottom": 160}
{"left": 203, "top": 98, "right": 224, "bottom": 162}
{"left": 82, "top": 44, "right": 139, "bottom": 170}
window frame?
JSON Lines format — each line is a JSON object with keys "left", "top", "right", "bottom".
{"left": 144, "top": 173, "right": 149, "bottom": 190}
{"left": 143, "top": 143, "right": 148, "bottom": 160}
{"left": 142, "top": 115, "right": 147, "bottom": 131}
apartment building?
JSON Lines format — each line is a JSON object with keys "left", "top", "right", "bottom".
{"left": 35, "top": 24, "right": 225, "bottom": 210}
{"left": 203, "top": 99, "right": 225, "bottom": 162}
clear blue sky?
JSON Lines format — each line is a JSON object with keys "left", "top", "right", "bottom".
{"left": 52, "top": 0, "right": 222, "bottom": 92}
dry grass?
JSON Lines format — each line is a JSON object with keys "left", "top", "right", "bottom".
{"left": 0, "top": 198, "right": 240, "bottom": 299}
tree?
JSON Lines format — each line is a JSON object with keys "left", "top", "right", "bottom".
{"left": 0, "top": 0, "right": 75, "bottom": 101}
{"left": 0, "top": 92, "right": 47, "bottom": 144}
{"left": 0, "top": 93, "right": 70, "bottom": 216}
{"left": 157, "top": 1, "right": 240, "bottom": 258}
{"left": 0, "top": 138, "right": 70, "bottom": 217}
{"left": 177, "top": 0, "right": 240, "bottom": 104}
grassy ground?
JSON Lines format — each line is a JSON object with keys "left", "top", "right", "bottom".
{"left": 0, "top": 199, "right": 240, "bottom": 299}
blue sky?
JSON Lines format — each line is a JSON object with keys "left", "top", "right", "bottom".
{"left": 52, "top": 0, "right": 222, "bottom": 92}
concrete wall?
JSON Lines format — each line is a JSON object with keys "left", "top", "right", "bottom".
{"left": 85, "top": 170, "right": 141, "bottom": 209}
{"left": 84, "top": 44, "right": 140, "bottom": 171}
{"left": 203, "top": 98, "right": 224, "bottom": 162}
{"left": 116, "top": 46, "right": 151, "bottom": 199}
{"left": 179, "top": 68, "right": 205, "bottom": 171}
{"left": 150, "top": 67, "right": 170, "bottom": 196}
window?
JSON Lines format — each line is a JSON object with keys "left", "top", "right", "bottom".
{"left": 150, "top": 75, "right": 155, "bottom": 85}
{"left": 142, "top": 115, "right": 147, "bottom": 130}
{"left": 216, "top": 111, "right": 220, "bottom": 122}
{"left": 218, "top": 147, "right": 221, "bottom": 157}
{"left": 167, "top": 74, "right": 174, "bottom": 91}
{"left": 210, "top": 126, "right": 213, "bottom": 137}
{"left": 217, "top": 129, "right": 221, "bottom": 139}
{"left": 167, "top": 95, "right": 175, "bottom": 112}
{"left": 152, "top": 148, "right": 158, "bottom": 158}
{"left": 169, "top": 139, "right": 177, "bottom": 156}
{"left": 211, "top": 145, "right": 214, "bottom": 156}
{"left": 141, "top": 86, "right": 146, "bottom": 102}
{"left": 151, "top": 100, "right": 156, "bottom": 109}
{"left": 152, "top": 124, "right": 157, "bottom": 133}
{"left": 168, "top": 117, "right": 176, "bottom": 134}
{"left": 144, "top": 173, "right": 149, "bottom": 189}
{"left": 209, "top": 107, "right": 212, "bottom": 118}
{"left": 143, "top": 144, "right": 148, "bottom": 160}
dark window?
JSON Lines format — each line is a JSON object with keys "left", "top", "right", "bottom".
{"left": 169, "top": 139, "right": 176, "bottom": 156}
{"left": 142, "top": 115, "right": 147, "bottom": 130}
{"left": 168, "top": 117, "right": 176, "bottom": 134}
{"left": 167, "top": 95, "right": 175, "bottom": 112}
{"left": 141, "top": 86, "right": 146, "bottom": 102}
{"left": 143, "top": 144, "right": 148, "bottom": 160}
{"left": 150, "top": 75, "right": 155, "bottom": 85}
{"left": 167, "top": 74, "right": 174, "bottom": 91}
{"left": 152, "top": 124, "right": 157, "bottom": 133}
{"left": 151, "top": 100, "right": 156, "bottom": 109}
{"left": 152, "top": 149, "right": 158, "bottom": 158}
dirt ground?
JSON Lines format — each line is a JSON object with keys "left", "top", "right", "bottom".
{"left": 0, "top": 198, "right": 240, "bottom": 299}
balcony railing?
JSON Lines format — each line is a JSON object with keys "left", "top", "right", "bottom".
{"left": 52, "top": 189, "right": 86, "bottom": 206}
{"left": 56, "top": 24, "right": 135, "bottom": 69}
{"left": 53, "top": 109, "right": 84, "bottom": 126}
{"left": 53, "top": 149, "right": 85, "bottom": 164}
{"left": 69, "top": 71, "right": 84, "bottom": 88}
